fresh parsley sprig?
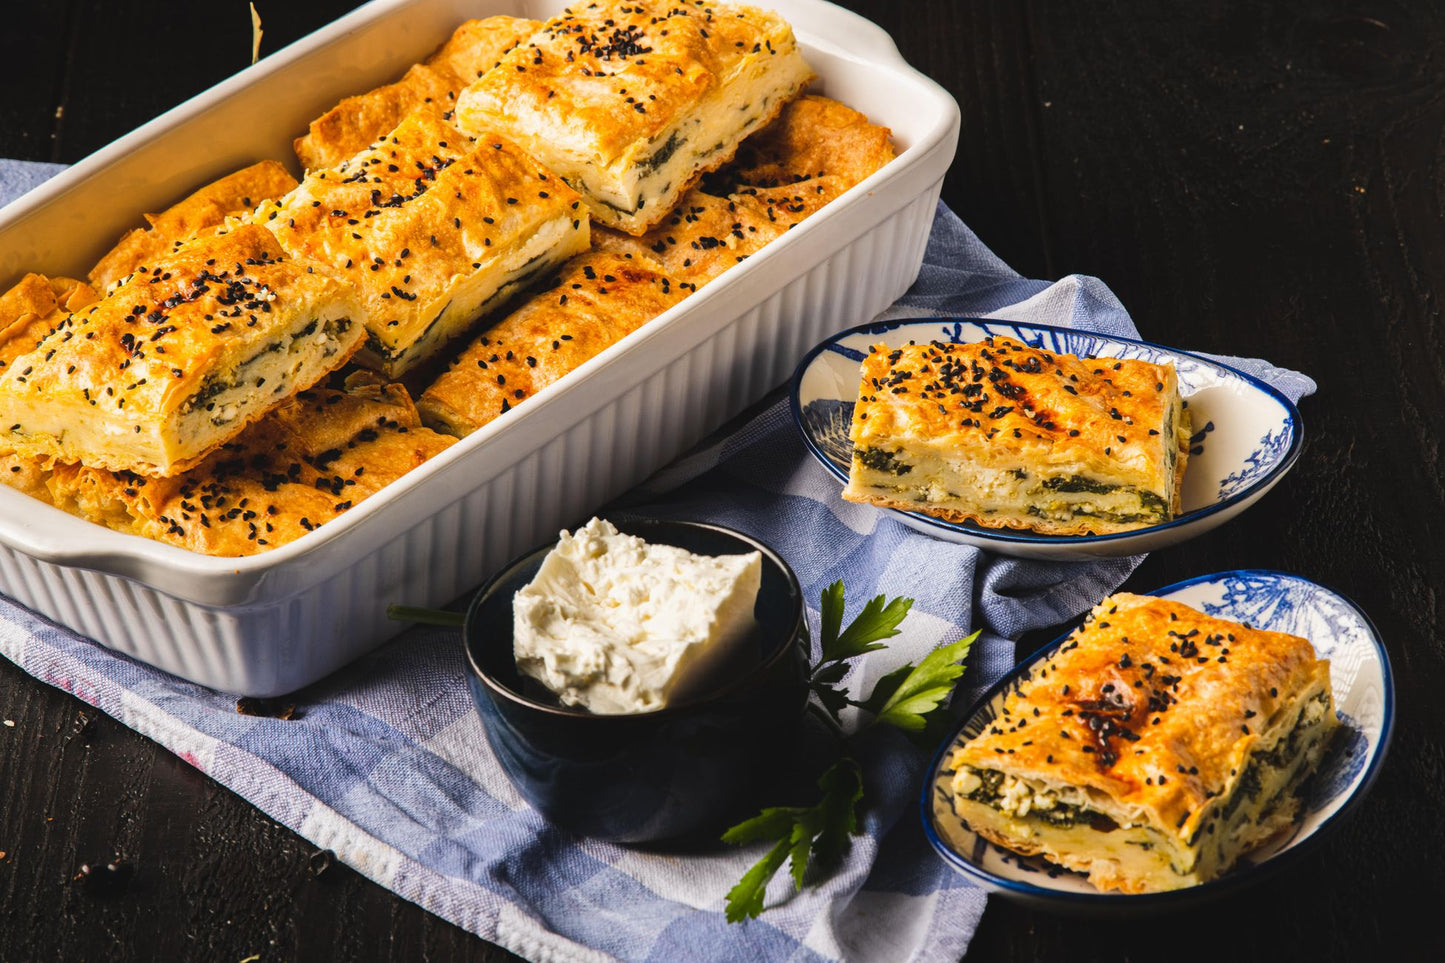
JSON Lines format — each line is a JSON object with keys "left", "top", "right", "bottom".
{"left": 722, "top": 581, "right": 977, "bottom": 922}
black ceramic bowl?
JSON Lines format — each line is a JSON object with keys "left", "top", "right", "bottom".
{"left": 463, "top": 518, "right": 810, "bottom": 843}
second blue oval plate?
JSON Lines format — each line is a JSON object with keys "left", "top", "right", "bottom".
{"left": 790, "top": 318, "right": 1302, "bottom": 560}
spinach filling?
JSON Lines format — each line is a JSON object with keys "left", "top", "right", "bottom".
{"left": 1031, "top": 474, "right": 1170, "bottom": 521}
{"left": 958, "top": 767, "right": 1103, "bottom": 830}
{"left": 189, "top": 317, "right": 346, "bottom": 416}
{"left": 639, "top": 131, "right": 684, "bottom": 173}
{"left": 364, "top": 250, "right": 562, "bottom": 365}
{"left": 856, "top": 446, "right": 913, "bottom": 475}
{"left": 1219, "top": 692, "right": 1329, "bottom": 823}
{"left": 1027, "top": 504, "right": 1154, "bottom": 525}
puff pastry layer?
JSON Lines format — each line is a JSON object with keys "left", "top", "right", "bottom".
{"left": 934, "top": 592, "right": 1337, "bottom": 893}
{"left": 0, "top": 224, "right": 364, "bottom": 477}
{"left": 841, "top": 337, "right": 1190, "bottom": 535}
{"left": 592, "top": 95, "right": 894, "bottom": 285}
{"left": 454, "top": 0, "right": 813, "bottom": 235}
{"left": 263, "top": 112, "right": 589, "bottom": 378}
{"left": 417, "top": 251, "right": 688, "bottom": 436}
{"left": 0, "top": 273, "right": 99, "bottom": 502}
{"left": 294, "top": 16, "right": 541, "bottom": 172}
{"left": 89, "top": 161, "right": 298, "bottom": 291}
{"left": 45, "top": 382, "right": 454, "bottom": 556}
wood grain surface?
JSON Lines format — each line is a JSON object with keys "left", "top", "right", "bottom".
{"left": 2, "top": 1, "right": 1441, "bottom": 960}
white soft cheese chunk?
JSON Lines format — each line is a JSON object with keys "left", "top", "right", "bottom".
{"left": 512, "top": 517, "right": 762, "bottom": 714}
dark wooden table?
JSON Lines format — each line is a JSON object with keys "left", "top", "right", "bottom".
{"left": 1, "top": 2, "right": 1439, "bottom": 960}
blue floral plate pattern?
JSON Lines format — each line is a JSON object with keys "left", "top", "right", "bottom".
{"left": 922, "top": 570, "right": 1394, "bottom": 910}
{"left": 789, "top": 318, "right": 1303, "bottom": 560}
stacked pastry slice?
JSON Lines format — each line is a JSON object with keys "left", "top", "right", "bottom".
{"left": 417, "top": 251, "right": 688, "bottom": 436}
{"left": 45, "top": 382, "right": 454, "bottom": 556}
{"left": 592, "top": 95, "right": 896, "bottom": 286}
{"left": 936, "top": 593, "right": 1338, "bottom": 893}
{"left": 454, "top": 0, "right": 814, "bottom": 235}
{"left": 0, "top": 273, "right": 100, "bottom": 501}
{"left": 260, "top": 112, "right": 590, "bottom": 378}
{"left": 0, "top": 225, "right": 365, "bottom": 477}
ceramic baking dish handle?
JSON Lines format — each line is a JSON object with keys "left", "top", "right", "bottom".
{"left": 784, "top": 0, "right": 907, "bottom": 67}
{"left": 0, "top": 488, "right": 151, "bottom": 572}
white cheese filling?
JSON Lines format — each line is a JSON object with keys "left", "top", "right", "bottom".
{"left": 512, "top": 517, "right": 762, "bottom": 714}
{"left": 540, "top": 56, "right": 813, "bottom": 229}
{"left": 849, "top": 458, "right": 1170, "bottom": 523}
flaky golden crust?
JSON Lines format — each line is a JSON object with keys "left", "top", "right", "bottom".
{"left": 458, "top": 1, "right": 784, "bottom": 163}
{"left": 293, "top": 16, "right": 540, "bottom": 172}
{"left": 727, "top": 94, "right": 896, "bottom": 188}
{"left": 88, "top": 161, "right": 299, "bottom": 291}
{"left": 417, "top": 251, "right": 687, "bottom": 436}
{"left": 0, "top": 274, "right": 98, "bottom": 503}
{"left": 454, "top": 0, "right": 813, "bottom": 234}
{"left": 426, "top": 16, "right": 542, "bottom": 86}
{"left": 591, "top": 192, "right": 784, "bottom": 285}
{"left": 591, "top": 95, "right": 894, "bottom": 284}
{"left": 267, "top": 112, "right": 588, "bottom": 375}
{"left": 0, "top": 225, "right": 364, "bottom": 477}
{"left": 951, "top": 593, "right": 1332, "bottom": 844}
{"left": 46, "top": 384, "right": 455, "bottom": 556}
{"left": 841, "top": 337, "right": 1187, "bottom": 535}
{"left": 0, "top": 273, "right": 98, "bottom": 370}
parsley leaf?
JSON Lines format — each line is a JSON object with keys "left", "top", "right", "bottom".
{"left": 819, "top": 583, "right": 913, "bottom": 665}
{"left": 723, "top": 837, "right": 791, "bottom": 922}
{"left": 723, "top": 586, "right": 975, "bottom": 923}
{"left": 818, "top": 580, "right": 845, "bottom": 656}
{"left": 721, "top": 760, "right": 862, "bottom": 922}
{"left": 871, "top": 631, "right": 979, "bottom": 732}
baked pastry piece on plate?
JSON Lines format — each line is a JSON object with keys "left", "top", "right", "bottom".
{"left": 0, "top": 224, "right": 364, "bottom": 477}
{"left": 262, "top": 112, "right": 589, "bottom": 378}
{"left": 293, "top": 15, "right": 541, "bottom": 172}
{"left": 453, "top": 0, "right": 813, "bottom": 235}
{"left": 934, "top": 592, "right": 1338, "bottom": 893}
{"left": 88, "top": 160, "right": 298, "bottom": 291}
{"left": 841, "top": 336, "right": 1190, "bottom": 535}
{"left": 46, "top": 383, "right": 454, "bottom": 556}
{"left": 417, "top": 251, "right": 687, "bottom": 436}
{"left": 592, "top": 95, "right": 895, "bottom": 285}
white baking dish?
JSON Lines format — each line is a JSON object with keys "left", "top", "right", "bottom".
{"left": 0, "top": 0, "right": 959, "bottom": 695}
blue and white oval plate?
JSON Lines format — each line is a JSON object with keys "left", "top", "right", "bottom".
{"left": 922, "top": 570, "right": 1394, "bottom": 911}
{"left": 790, "top": 318, "right": 1303, "bottom": 560}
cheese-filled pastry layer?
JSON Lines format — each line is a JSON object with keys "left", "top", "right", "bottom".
{"left": 417, "top": 251, "right": 688, "bottom": 437}
{"left": 841, "top": 337, "right": 1190, "bottom": 535}
{"left": 46, "top": 383, "right": 454, "bottom": 556}
{"left": 294, "top": 15, "right": 541, "bottom": 172}
{"left": 592, "top": 95, "right": 895, "bottom": 285}
{"left": 263, "top": 112, "right": 589, "bottom": 378}
{"left": 89, "top": 160, "right": 299, "bottom": 291}
{"left": 454, "top": 0, "right": 813, "bottom": 235}
{"left": 0, "top": 273, "right": 101, "bottom": 502}
{"left": 0, "top": 225, "right": 364, "bottom": 477}
{"left": 934, "top": 593, "right": 1337, "bottom": 893}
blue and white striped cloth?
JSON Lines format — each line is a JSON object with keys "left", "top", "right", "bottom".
{"left": 0, "top": 160, "right": 1314, "bottom": 962}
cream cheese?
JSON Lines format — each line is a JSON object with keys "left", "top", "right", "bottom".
{"left": 513, "top": 518, "right": 762, "bottom": 714}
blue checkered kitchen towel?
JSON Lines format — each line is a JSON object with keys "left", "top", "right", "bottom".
{"left": 0, "top": 160, "right": 1315, "bottom": 962}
